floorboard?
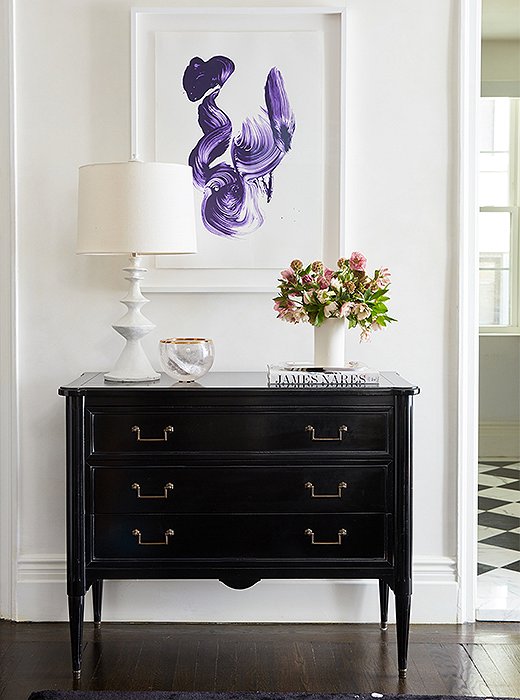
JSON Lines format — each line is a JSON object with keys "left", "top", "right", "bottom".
{"left": 464, "top": 643, "right": 517, "bottom": 698}
{"left": 193, "top": 639, "right": 219, "bottom": 692}
{"left": 479, "top": 643, "right": 520, "bottom": 694}
{"left": 0, "top": 621, "right": 519, "bottom": 700}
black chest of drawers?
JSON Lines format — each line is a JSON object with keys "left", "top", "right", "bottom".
{"left": 59, "top": 371, "right": 419, "bottom": 679}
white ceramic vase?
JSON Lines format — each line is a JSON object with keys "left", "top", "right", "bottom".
{"left": 313, "top": 318, "right": 346, "bottom": 367}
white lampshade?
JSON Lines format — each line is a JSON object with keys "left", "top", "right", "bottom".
{"left": 77, "top": 160, "right": 197, "bottom": 255}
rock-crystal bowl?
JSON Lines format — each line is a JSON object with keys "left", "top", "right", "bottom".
{"left": 159, "top": 337, "right": 214, "bottom": 382}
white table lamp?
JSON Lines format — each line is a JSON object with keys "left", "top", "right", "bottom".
{"left": 77, "top": 160, "right": 197, "bottom": 382}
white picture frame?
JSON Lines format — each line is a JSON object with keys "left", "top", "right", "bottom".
{"left": 132, "top": 7, "right": 346, "bottom": 293}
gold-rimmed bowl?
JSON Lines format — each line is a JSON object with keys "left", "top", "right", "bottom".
{"left": 159, "top": 337, "right": 215, "bottom": 382}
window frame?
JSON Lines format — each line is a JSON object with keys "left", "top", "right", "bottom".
{"left": 479, "top": 99, "right": 520, "bottom": 336}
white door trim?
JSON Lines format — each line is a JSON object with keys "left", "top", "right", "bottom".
{"left": 0, "top": 0, "right": 18, "bottom": 621}
{"left": 456, "top": 0, "right": 481, "bottom": 623}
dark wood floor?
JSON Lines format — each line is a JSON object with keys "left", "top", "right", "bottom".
{"left": 1, "top": 621, "right": 519, "bottom": 699}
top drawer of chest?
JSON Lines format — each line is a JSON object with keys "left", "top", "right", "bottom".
{"left": 87, "top": 406, "right": 393, "bottom": 456}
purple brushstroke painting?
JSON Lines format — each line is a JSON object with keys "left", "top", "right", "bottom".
{"left": 182, "top": 55, "right": 296, "bottom": 238}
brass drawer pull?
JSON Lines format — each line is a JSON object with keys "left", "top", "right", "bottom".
{"left": 131, "top": 425, "right": 174, "bottom": 442}
{"left": 305, "top": 528, "right": 347, "bottom": 545}
{"left": 305, "top": 481, "right": 347, "bottom": 498}
{"left": 132, "top": 528, "right": 174, "bottom": 545}
{"left": 305, "top": 425, "right": 348, "bottom": 442}
{"left": 131, "top": 482, "right": 174, "bottom": 499}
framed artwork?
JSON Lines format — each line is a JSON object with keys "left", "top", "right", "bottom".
{"left": 132, "top": 8, "right": 346, "bottom": 293}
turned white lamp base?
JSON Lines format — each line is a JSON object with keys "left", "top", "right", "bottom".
{"left": 104, "top": 255, "right": 160, "bottom": 383}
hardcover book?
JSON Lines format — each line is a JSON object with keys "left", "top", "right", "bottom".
{"left": 267, "top": 362, "right": 380, "bottom": 387}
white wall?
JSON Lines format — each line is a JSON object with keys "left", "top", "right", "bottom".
{"left": 10, "top": 0, "right": 459, "bottom": 622}
{"left": 481, "top": 39, "right": 520, "bottom": 96}
{"left": 482, "top": 40, "right": 520, "bottom": 82}
{"left": 479, "top": 336, "right": 520, "bottom": 458}
{"left": 480, "top": 337, "right": 520, "bottom": 422}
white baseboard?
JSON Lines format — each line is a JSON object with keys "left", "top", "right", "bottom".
{"left": 479, "top": 421, "right": 520, "bottom": 460}
{"left": 15, "top": 554, "right": 458, "bottom": 623}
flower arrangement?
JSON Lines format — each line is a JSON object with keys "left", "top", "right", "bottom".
{"left": 273, "top": 252, "right": 396, "bottom": 342}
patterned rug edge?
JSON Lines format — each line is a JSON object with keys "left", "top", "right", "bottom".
{"left": 27, "top": 691, "right": 519, "bottom": 700}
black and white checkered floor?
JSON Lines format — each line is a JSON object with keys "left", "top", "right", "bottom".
{"left": 477, "top": 460, "right": 520, "bottom": 621}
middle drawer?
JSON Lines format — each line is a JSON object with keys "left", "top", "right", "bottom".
{"left": 92, "top": 465, "right": 389, "bottom": 514}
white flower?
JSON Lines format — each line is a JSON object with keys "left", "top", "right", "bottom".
{"left": 282, "top": 308, "right": 309, "bottom": 324}
{"left": 324, "top": 302, "right": 338, "bottom": 318}
{"left": 339, "top": 302, "right": 354, "bottom": 318}
{"left": 317, "top": 289, "right": 329, "bottom": 303}
{"left": 360, "top": 327, "right": 372, "bottom": 342}
{"left": 330, "top": 278, "right": 342, "bottom": 290}
{"left": 354, "top": 303, "right": 370, "bottom": 320}
{"left": 303, "top": 291, "right": 314, "bottom": 305}
{"left": 294, "top": 308, "right": 309, "bottom": 323}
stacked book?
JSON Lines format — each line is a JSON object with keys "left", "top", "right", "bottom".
{"left": 267, "top": 362, "right": 380, "bottom": 387}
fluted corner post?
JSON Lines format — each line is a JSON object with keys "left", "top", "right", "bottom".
{"left": 66, "top": 394, "right": 87, "bottom": 678}
{"left": 394, "top": 391, "right": 414, "bottom": 679}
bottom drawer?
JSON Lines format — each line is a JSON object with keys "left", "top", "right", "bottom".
{"left": 92, "top": 513, "right": 390, "bottom": 561}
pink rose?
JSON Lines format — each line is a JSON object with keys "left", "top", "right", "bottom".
{"left": 281, "top": 268, "right": 295, "bottom": 282}
{"left": 317, "top": 276, "right": 329, "bottom": 289}
{"left": 301, "top": 274, "right": 313, "bottom": 285}
{"left": 349, "top": 251, "right": 367, "bottom": 271}
{"left": 273, "top": 299, "right": 295, "bottom": 316}
{"left": 324, "top": 267, "right": 334, "bottom": 282}
{"left": 376, "top": 267, "right": 391, "bottom": 288}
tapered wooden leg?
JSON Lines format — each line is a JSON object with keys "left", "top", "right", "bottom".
{"left": 395, "top": 592, "right": 411, "bottom": 678}
{"left": 68, "top": 594, "right": 84, "bottom": 679}
{"left": 92, "top": 579, "right": 103, "bottom": 629}
{"left": 379, "top": 580, "right": 389, "bottom": 630}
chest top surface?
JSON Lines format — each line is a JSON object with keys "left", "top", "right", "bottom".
{"left": 59, "top": 371, "right": 419, "bottom": 397}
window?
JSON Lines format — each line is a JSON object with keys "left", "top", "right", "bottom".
{"left": 478, "top": 98, "right": 520, "bottom": 334}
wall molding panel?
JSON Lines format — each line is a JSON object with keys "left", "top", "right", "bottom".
{"left": 16, "top": 555, "right": 458, "bottom": 624}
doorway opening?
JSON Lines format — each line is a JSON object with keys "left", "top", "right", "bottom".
{"left": 477, "top": 3, "right": 520, "bottom": 620}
